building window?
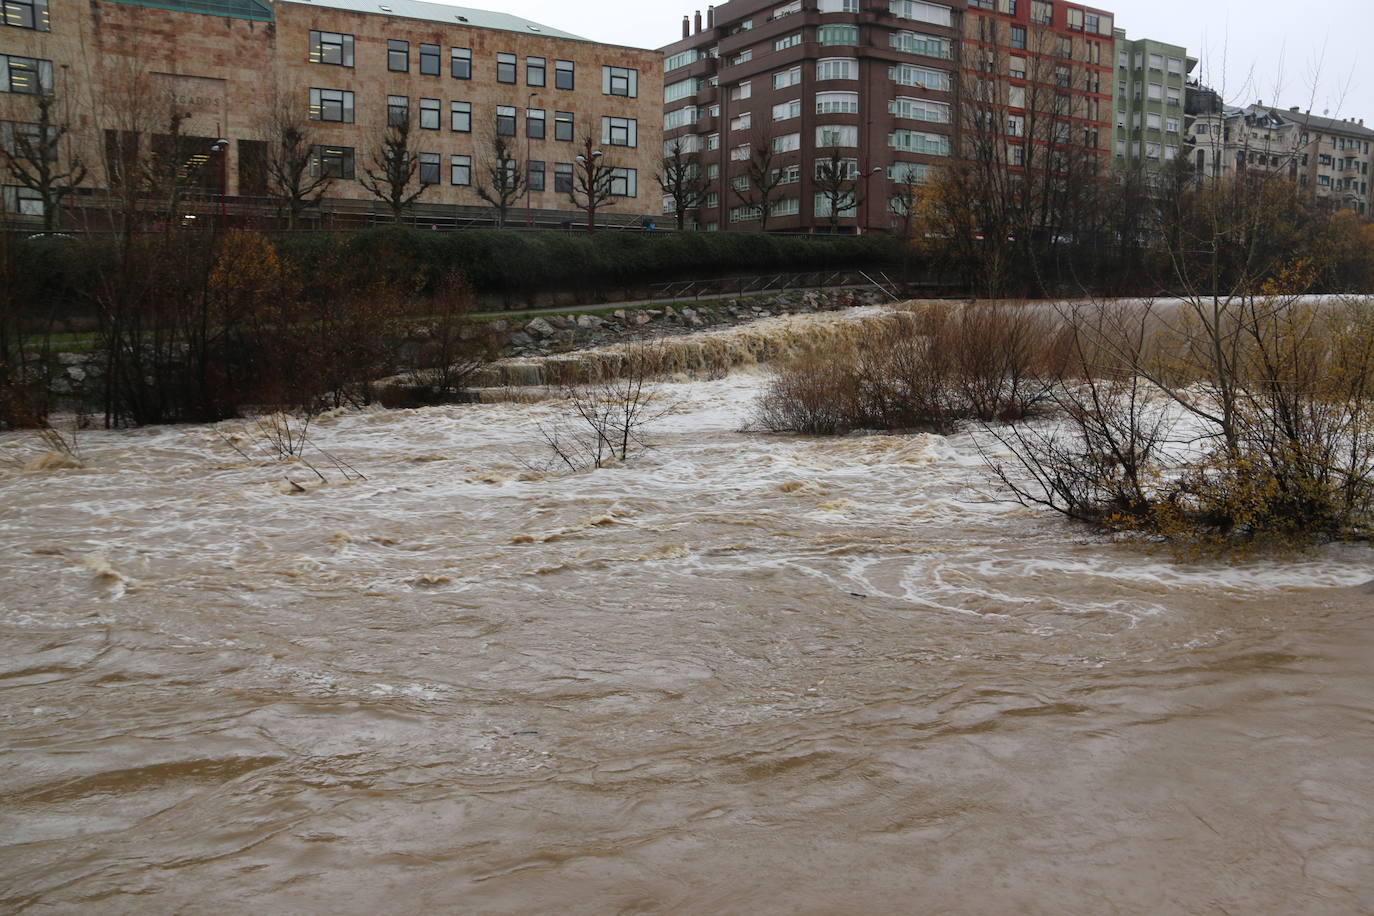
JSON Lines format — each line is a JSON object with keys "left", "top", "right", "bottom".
{"left": 602, "top": 116, "right": 637, "bottom": 147}
{"left": 771, "top": 197, "right": 800, "bottom": 217}
{"left": 773, "top": 66, "right": 802, "bottom": 89}
{"left": 890, "top": 31, "right": 951, "bottom": 58}
{"left": 732, "top": 50, "right": 753, "bottom": 66}
{"left": 3, "top": 0, "right": 49, "bottom": 30}
{"left": 818, "top": 25, "right": 858, "bottom": 46}
{"left": 555, "top": 59, "right": 574, "bottom": 90}
{"left": 608, "top": 167, "right": 637, "bottom": 197}
{"left": 497, "top": 53, "right": 517, "bottom": 84}
{"left": 419, "top": 43, "right": 440, "bottom": 76}
{"left": 527, "top": 56, "right": 546, "bottom": 87}
{"left": 311, "top": 145, "right": 355, "bottom": 179}
{"left": 664, "top": 49, "right": 701, "bottom": 71}
{"left": 309, "top": 30, "right": 354, "bottom": 67}
{"left": 889, "top": 64, "right": 950, "bottom": 91}
{"left": 451, "top": 154, "right": 471, "bottom": 186}
{"left": 816, "top": 125, "right": 857, "bottom": 147}
{"left": 664, "top": 77, "right": 702, "bottom": 103}
{"left": 888, "top": 0, "right": 952, "bottom": 25}
{"left": 664, "top": 106, "right": 699, "bottom": 130}
{"left": 816, "top": 57, "right": 858, "bottom": 81}
{"left": 772, "top": 0, "right": 802, "bottom": 17}
{"left": 816, "top": 91, "right": 860, "bottom": 115}
{"left": 387, "top": 39, "right": 408, "bottom": 72}
{"left": 772, "top": 99, "right": 801, "bottom": 120}
{"left": 774, "top": 33, "right": 802, "bottom": 51}
{"left": 1009, "top": 27, "right": 1026, "bottom": 50}
{"left": 308, "top": 88, "right": 354, "bottom": 123}
{"left": 2, "top": 184, "right": 42, "bottom": 215}
{"left": 888, "top": 130, "right": 949, "bottom": 155}
{"left": 451, "top": 101, "right": 471, "bottom": 132}
{"left": 819, "top": 0, "right": 858, "bottom": 9}
{"left": 708, "top": 133, "right": 721, "bottom": 150}
{"left": 496, "top": 105, "right": 516, "bottom": 136}
{"left": 603, "top": 65, "right": 638, "bottom": 97}
{"left": 528, "top": 160, "right": 545, "bottom": 191}
{"left": 419, "top": 152, "right": 440, "bottom": 184}
{"left": 773, "top": 163, "right": 801, "bottom": 184}
{"left": 387, "top": 95, "right": 409, "bottom": 126}
{"left": 554, "top": 162, "right": 573, "bottom": 192}
{"left": 1030, "top": 0, "right": 1051, "bottom": 24}
{"left": 890, "top": 96, "right": 950, "bottom": 123}
{"left": 419, "top": 98, "right": 440, "bottom": 130}
{"left": 0, "top": 53, "right": 52, "bottom": 94}
{"left": 527, "top": 108, "right": 545, "bottom": 138}
{"left": 553, "top": 110, "right": 574, "bottom": 141}
{"left": 451, "top": 47, "right": 472, "bottom": 79}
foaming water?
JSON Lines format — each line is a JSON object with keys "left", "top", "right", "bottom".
{"left": 2, "top": 370, "right": 1372, "bottom": 914}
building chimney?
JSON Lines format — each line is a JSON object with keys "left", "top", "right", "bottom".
{"left": 694, "top": 10, "right": 702, "bottom": 33}
{"left": 682, "top": 15, "right": 690, "bottom": 38}
{"left": 706, "top": 4, "right": 714, "bottom": 27}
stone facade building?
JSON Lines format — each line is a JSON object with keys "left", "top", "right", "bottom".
{"left": 0, "top": 0, "right": 663, "bottom": 226}
{"left": 1184, "top": 89, "right": 1374, "bottom": 217}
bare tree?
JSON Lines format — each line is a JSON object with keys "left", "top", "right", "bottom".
{"left": 567, "top": 134, "right": 616, "bottom": 232}
{"left": 358, "top": 112, "right": 425, "bottom": 222}
{"left": 262, "top": 96, "right": 331, "bottom": 230}
{"left": 473, "top": 130, "right": 526, "bottom": 229}
{"left": 0, "top": 90, "right": 87, "bottom": 231}
{"left": 655, "top": 137, "right": 707, "bottom": 231}
{"left": 731, "top": 127, "right": 785, "bottom": 231}
{"left": 813, "top": 146, "right": 859, "bottom": 233}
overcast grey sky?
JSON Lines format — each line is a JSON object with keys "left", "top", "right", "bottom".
{"left": 478, "top": 0, "right": 1371, "bottom": 121}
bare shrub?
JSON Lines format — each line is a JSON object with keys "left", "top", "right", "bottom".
{"left": 401, "top": 272, "right": 507, "bottom": 401}
{"left": 983, "top": 292, "right": 1374, "bottom": 551}
{"left": 537, "top": 342, "right": 678, "bottom": 471}
{"left": 753, "top": 303, "right": 1067, "bottom": 435}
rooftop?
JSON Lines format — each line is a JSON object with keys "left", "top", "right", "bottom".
{"left": 104, "top": 0, "right": 273, "bottom": 21}
{"left": 276, "top": 0, "right": 587, "bottom": 41}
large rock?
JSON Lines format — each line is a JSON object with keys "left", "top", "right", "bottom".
{"left": 576, "top": 314, "right": 605, "bottom": 329}
{"left": 525, "top": 317, "right": 557, "bottom": 337}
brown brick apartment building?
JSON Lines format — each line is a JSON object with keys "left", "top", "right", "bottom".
{"left": 959, "top": 0, "right": 1114, "bottom": 176}
{"left": 0, "top": 0, "right": 663, "bottom": 226}
{"left": 657, "top": 0, "right": 965, "bottom": 233}
{"left": 657, "top": 0, "right": 1116, "bottom": 233}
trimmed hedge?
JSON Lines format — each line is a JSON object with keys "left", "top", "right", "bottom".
{"left": 11, "top": 228, "right": 907, "bottom": 318}
{"left": 274, "top": 228, "right": 906, "bottom": 298}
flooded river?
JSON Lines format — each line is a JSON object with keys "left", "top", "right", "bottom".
{"left": 3, "top": 342, "right": 1373, "bottom": 912}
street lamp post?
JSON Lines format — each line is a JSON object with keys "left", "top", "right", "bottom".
{"left": 857, "top": 165, "right": 882, "bottom": 235}
{"left": 525, "top": 91, "right": 538, "bottom": 229}
{"left": 210, "top": 138, "right": 229, "bottom": 232}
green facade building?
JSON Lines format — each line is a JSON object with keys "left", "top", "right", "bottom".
{"left": 1112, "top": 30, "right": 1195, "bottom": 181}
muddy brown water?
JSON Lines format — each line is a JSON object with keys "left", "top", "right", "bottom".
{"left": 2, "top": 366, "right": 1372, "bottom": 914}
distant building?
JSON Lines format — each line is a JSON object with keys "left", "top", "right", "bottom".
{"left": 1184, "top": 89, "right": 1374, "bottom": 216}
{"left": 657, "top": 0, "right": 966, "bottom": 233}
{"left": 0, "top": 0, "right": 663, "bottom": 227}
{"left": 1110, "top": 30, "right": 1193, "bottom": 181}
